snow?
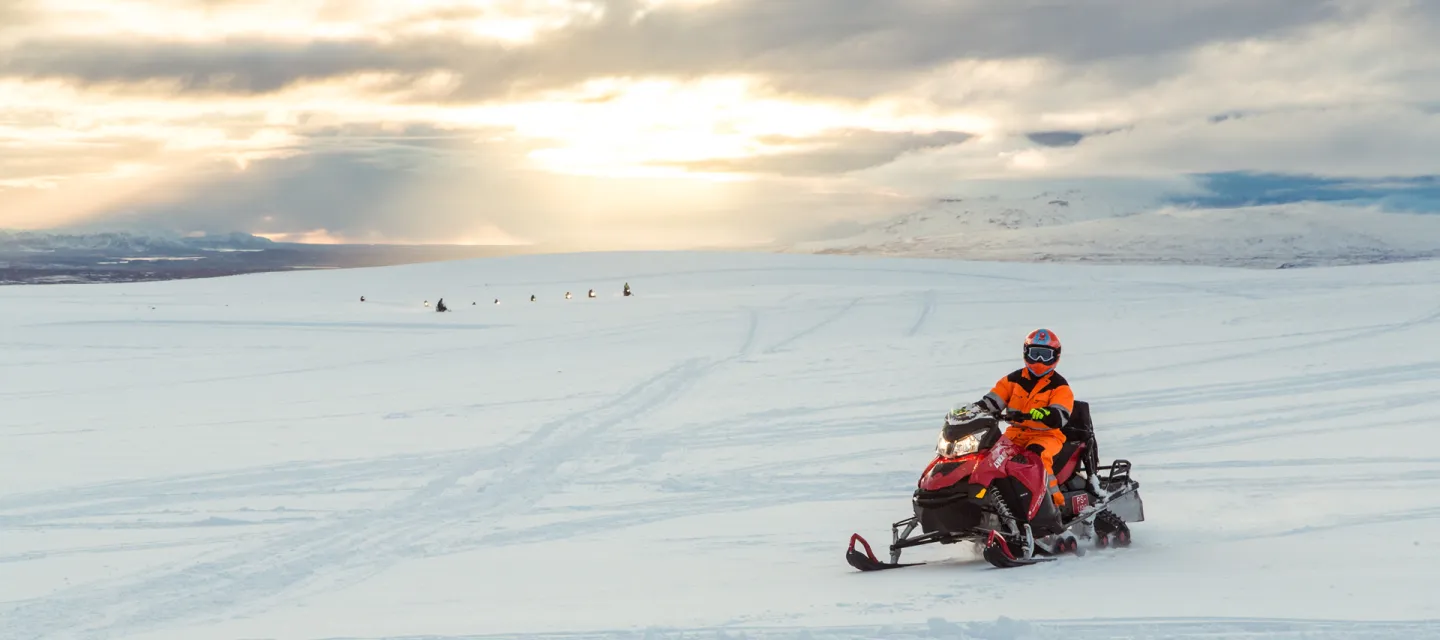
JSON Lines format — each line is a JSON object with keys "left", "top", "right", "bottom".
{"left": 2, "top": 250, "right": 1438, "bottom": 640}
{"left": 786, "top": 196, "right": 1440, "bottom": 268}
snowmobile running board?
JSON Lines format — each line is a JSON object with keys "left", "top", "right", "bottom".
{"left": 846, "top": 534, "right": 924, "bottom": 571}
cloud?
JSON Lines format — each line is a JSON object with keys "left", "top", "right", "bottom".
{"left": 86, "top": 127, "right": 543, "bottom": 241}
{"left": 73, "top": 125, "right": 917, "bottom": 248}
{"left": 1027, "top": 106, "right": 1440, "bottom": 178}
{"left": 1, "top": 39, "right": 448, "bottom": 94}
{"left": 3, "top": 0, "right": 1440, "bottom": 247}
{"left": 0, "top": 0, "right": 38, "bottom": 28}
{"left": 666, "top": 129, "right": 971, "bottom": 176}
{"left": 1026, "top": 131, "right": 1085, "bottom": 147}
{"left": 2, "top": 0, "right": 1341, "bottom": 99}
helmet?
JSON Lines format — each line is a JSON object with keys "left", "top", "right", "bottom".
{"left": 1023, "top": 328, "right": 1061, "bottom": 377}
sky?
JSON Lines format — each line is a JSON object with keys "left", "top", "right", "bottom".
{"left": 2, "top": 0, "right": 1439, "bottom": 248}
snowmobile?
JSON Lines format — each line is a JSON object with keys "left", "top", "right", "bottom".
{"left": 845, "top": 401, "right": 1143, "bottom": 570}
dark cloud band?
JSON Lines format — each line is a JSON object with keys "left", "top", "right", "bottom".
{"left": 1, "top": 0, "right": 1339, "bottom": 100}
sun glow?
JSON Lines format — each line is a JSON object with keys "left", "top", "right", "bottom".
{"left": 2, "top": 68, "right": 995, "bottom": 210}
{"left": 473, "top": 76, "right": 992, "bottom": 178}
{"left": 253, "top": 229, "right": 347, "bottom": 244}
{"left": 4, "top": 2, "right": 1006, "bottom": 237}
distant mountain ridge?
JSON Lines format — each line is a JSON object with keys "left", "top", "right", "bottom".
{"left": 0, "top": 231, "right": 276, "bottom": 254}
{"left": 785, "top": 193, "right": 1440, "bottom": 268}
{"left": 0, "top": 231, "right": 537, "bottom": 285}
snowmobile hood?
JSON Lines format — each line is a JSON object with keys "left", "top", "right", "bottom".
{"left": 918, "top": 454, "right": 982, "bottom": 492}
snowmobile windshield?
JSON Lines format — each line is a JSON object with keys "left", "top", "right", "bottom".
{"left": 1025, "top": 346, "right": 1057, "bottom": 363}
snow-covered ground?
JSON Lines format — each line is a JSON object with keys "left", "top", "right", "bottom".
{"left": 2, "top": 251, "right": 1438, "bottom": 640}
{"left": 786, "top": 196, "right": 1440, "bottom": 268}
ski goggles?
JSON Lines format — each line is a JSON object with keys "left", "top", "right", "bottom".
{"left": 1025, "top": 346, "right": 1057, "bottom": 363}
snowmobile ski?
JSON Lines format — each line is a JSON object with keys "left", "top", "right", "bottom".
{"left": 846, "top": 534, "right": 924, "bottom": 571}
{"left": 981, "top": 529, "right": 1055, "bottom": 569}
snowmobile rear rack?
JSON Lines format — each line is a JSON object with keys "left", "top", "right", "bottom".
{"left": 1096, "top": 459, "right": 1134, "bottom": 485}
{"left": 1089, "top": 458, "right": 1145, "bottom": 523}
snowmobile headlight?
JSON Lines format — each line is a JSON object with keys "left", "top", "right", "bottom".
{"left": 936, "top": 433, "right": 981, "bottom": 458}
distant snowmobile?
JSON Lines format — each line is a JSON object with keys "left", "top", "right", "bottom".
{"left": 588, "top": 289, "right": 596, "bottom": 298}
{"left": 565, "top": 292, "right": 572, "bottom": 300}
{"left": 845, "top": 401, "right": 1143, "bottom": 571}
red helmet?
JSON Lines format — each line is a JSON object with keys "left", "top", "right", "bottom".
{"left": 1023, "top": 328, "right": 1061, "bottom": 377}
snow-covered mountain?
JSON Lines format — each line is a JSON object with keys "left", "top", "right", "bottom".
{"left": 786, "top": 194, "right": 1440, "bottom": 268}
{"left": 0, "top": 230, "right": 276, "bottom": 254}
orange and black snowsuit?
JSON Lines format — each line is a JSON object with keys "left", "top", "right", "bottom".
{"left": 977, "top": 368, "right": 1075, "bottom": 506}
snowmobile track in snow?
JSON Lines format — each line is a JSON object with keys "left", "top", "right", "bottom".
{"left": 1, "top": 356, "right": 725, "bottom": 639}
{"left": 3, "top": 253, "right": 1438, "bottom": 638}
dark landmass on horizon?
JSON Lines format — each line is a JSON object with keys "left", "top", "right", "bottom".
{"left": 0, "top": 231, "right": 544, "bottom": 285}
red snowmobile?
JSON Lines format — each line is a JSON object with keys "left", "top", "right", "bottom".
{"left": 846, "top": 401, "right": 1143, "bottom": 570}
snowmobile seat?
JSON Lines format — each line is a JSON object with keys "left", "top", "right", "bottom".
{"left": 1053, "top": 401, "right": 1099, "bottom": 485}
{"left": 1052, "top": 441, "right": 1086, "bottom": 485}
{"left": 1061, "top": 400, "right": 1095, "bottom": 443}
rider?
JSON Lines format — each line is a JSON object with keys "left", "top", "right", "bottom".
{"left": 960, "top": 328, "right": 1073, "bottom": 511}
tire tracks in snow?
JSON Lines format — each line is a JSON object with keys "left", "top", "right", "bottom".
{"left": 428, "top": 303, "right": 886, "bottom": 555}
{"left": 0, "top": 368, "right": 695, "bottom": 638}
{"left": 1093, "top": 361, "right": 1440, "bottom": 418}
{"left": 1088, "top": 302, "right": 1440, "bottom": 383}
{"left": 349, "top": 616, "right": 1440, "bottom": 639}
{"left": 735, "top": 307, "right": 760, "bottom": 359}
{"left": 1248, "top": 506, "right": 1440, "bottom": 539}
{"left": 0, "top": 313, "right": 761, "bottom": 640}
{"left": 0, "top": 452, "right": 451, "bottom": 525}
{"left": 762, "top": 298, "right": 860, "bottom": 355}
{"left": 4, "top": 297, "right": 952, "bottom": 638}
{"left": 0, "top": 312, "right": 731, "bottom": 401}
{"left": 906, "top": 289, "right": 937, "bottom": 338}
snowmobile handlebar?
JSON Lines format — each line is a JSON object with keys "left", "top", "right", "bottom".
{"left": 971, "top": 407, "right": 1022, "bottom": 422}
{"left": 961, "top": 407, "right": 1056, "bottom": 430}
